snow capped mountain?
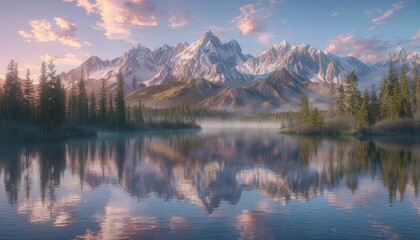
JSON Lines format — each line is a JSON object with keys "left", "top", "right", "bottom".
{"left": 376, "top": 46, "right": 420, "bottom": 71}
{"left": 61, "top": 31, "right": 374, "bottom": 91}
{"left": 169, "top": 31, "right": 252, "bottom": 85}
{"left": 247, "top": 42, "right": 373, "bottom": 84}
{"left": 60, "top": 44, "right": 168, "bottom": 91}
{"left": 246, "top": 41, "right": 291, "bottom": 74}
{"left": 60, "top": 31, "right": 411, "bottom": 110}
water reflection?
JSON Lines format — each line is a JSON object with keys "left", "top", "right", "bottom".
{"left": 1, "top": 131, "right": 420, "bottom": 239}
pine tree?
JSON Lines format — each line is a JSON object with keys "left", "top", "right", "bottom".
{"left": 387, "top": 62, "right": 400, "bottom": 119}
{"left": 399, "top": 67, "right": 411, "bottom": 118}
{"left": 46, "top": 61, "right": 66, "bottom": 133}
{"left": 134, "top": 100, "right": 144, "bottom": 124}
{"left": 310, "top": 107, "right": 324, "bottom": 125}
{"left": 357, "top": 90, "right": 369, "bottom": 128}
{"left": 108, "top": 93, "right": 114, "bottom": 126}
{"left": 67, "top": 80, "right": 78, "bottom": 124}
{"left": 115, "top": 72, "right": 126, "bottom": 129}
{"left": 345, "top": 71, "right": 361, "bottom": 117}
{"left": 38, "top": 61, "right": 49, "bottom": 129}
{"left": 23, "top": 69, "right": 35, "bottom": 124}
{"left": 413, "top": 68, "right": 420, "bottom": 116}
{"left": 412, "top": 68, "right": 420, "bottom": 116}
{"left": 89, "top": 91, "right": 97, "bottom": 124}
{"left": 369, "top": 85, "right": 380, "bottom": 125}
{"left": 99, "top": 79, "right": 107, "bottom": 123}
{"left": 299, "top": 96, "right": 310, "bottom": 123}
{"left": 336, "top": 84, "right": 346, "bottom": 117}
{"left": 328, "top": 83, "right": 336, "bottom": 118}
{"left": 77, "top": 70, "right": 89, "bottom": 125}
{"left": 0, "top": 86, "right": 3, "bottom": 119}
{"left": 3, "top": 60, "right": 23, "bottom": 123}
{"left": 126, "top": 106, "right": 132, "bottom": 124}
{"left": 52, "top": 76, "right": 66, "bottom": 128}
{"left": 378, "top": 75, "right": 390, "bottom": 119}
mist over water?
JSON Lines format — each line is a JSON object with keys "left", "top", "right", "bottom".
{"left": 0, "top": 125, "right": 420, "bottom": 239}
{"left": 198, "top": 120, "right": 284, "bottom": 129}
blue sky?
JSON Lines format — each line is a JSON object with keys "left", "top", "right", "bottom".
{"left": 0, "top": 0, "right": 419, "bottom": 79}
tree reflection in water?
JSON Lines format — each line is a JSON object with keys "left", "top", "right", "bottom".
{"left": 1, "top": 132, "right": 420, "bottom": 212}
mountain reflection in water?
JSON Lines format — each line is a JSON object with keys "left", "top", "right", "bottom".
{"left": 1, "top": 129, "right": 420, "bottom": 239}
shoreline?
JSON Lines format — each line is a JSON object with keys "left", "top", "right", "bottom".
{"left": 0, "top": 121, "right": 201, "bottom": 145}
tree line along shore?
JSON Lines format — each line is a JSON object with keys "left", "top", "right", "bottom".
{"left": 0, "top": 60, "right": 199, "bottom": 143}
{"left": 1, "top": 58, "right": 420, "bottom": 143}
{"left": 287, "top": 63, "right": 420, "bottom": 136}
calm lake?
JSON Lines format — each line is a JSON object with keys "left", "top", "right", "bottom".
{"left": 1, "top": 124, "right": 420, "bottom": 239}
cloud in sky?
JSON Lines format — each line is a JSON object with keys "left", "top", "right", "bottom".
{"left": 233, "top": 3, "right": 271, "bottom": 36}
{"left": 232, "top": 0, "right": 281, "bottom": 44}
{"left": 63, "top": 0, "right": 96, "bottom": 14}
{"left": 41, "top": 50, "right": 90, "bottom": 67}
{"left": 331, "top": 11, "right": 338, "bottom": 17}
{"left": 256, "top": 31, "right": 275, "bottom": 45}
{"left": 65, "top": 0, "right": 193, "bottom": 40}
{"left": 372, "top": 1, "right": 405, "bottom": 23}
{"left": 412, "top": 29, "right": 420, "bottom": 42}
{"left": 18, "top": 17, "right": 82, "bottom": 48}
{"left": 168, "top": 10, "right": 193, "bottom": 29}
{"left": 325, "top": 34, "right": 389, "bottom": 62}
{"left": 366, "top": 7, "right": 383, "bottom": 17}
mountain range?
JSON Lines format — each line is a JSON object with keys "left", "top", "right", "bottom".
{"left": 60, "top": 31, "right": 420, "bottom": 111}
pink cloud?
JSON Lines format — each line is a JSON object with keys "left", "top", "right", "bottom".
{"left": 372, "top": 1, "right": 405, "bottom": 23}
{"left": 233, "top": 3, "right": 271, "bottom": 35}
{"left": 18, "top": 17, "right": 82, "bottom": 48}
{"left": 256, "top": 31, "right": 275, "bottom": 45}
{"left": 412, "top": 28, "right": 420, "bottom": 42}
{"left": 168, "top": 10, "right": 192, "bottom": 29}
{"left": 232, "top": 0, "right": 281, "bottom": 45}
{"left": 41, "top": 50, "right": 91, "bottom": 67}
{"left": 325, "top": 34, "right": 388, "bottom": 62}
{"left": 65, "top": 0, "right": 193, "bottom": 40}
{"left": 63, "top": 0, "right": 96, "bottom": 14}
{"left": 331, "top": 11, "right": 338, "bottom": 17}
{"left": 64, "top": 0, "right": 160, "bottom": 39}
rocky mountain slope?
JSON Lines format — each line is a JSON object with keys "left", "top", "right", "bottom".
{"left": 60, "top": 32, "right": 419, "bottom": 111}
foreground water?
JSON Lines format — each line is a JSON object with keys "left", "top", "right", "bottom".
{"left": 1, "top": 126, "right": 420, "bottom": 239}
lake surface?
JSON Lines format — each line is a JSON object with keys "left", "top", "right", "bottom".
{"left": 1, "top": 125, "right": 420, "bottom": 239}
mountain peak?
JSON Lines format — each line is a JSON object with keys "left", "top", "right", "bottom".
{"left": 86, "top": 55, "right": 102, "bottom": 62}
{"left": 393, "top": 45, "right": 406, "bottom": 53}
{"left": 196, "top": 31, "right": 222, "bottom": 47}
{"left": 278, "top": 40, "right": 289, "bottom": 48}
{"left": 203, "top": 30, "right": 215, "bottom": 38}
{"left": 387, "top": 45, "right": 407, "bottom": 59}
{"left": 225, "top": 39, "right": 241, "bottom": 51}
{"left": 135, "top": 42, "right": 149, "bottom": 50}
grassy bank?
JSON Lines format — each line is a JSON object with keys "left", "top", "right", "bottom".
{"left": 282, "top": 118, "right": 420, "bottom": 137}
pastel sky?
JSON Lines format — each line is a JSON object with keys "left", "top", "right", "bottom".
{"left": 1, "top": 0, "right": 420, "bottom": 79}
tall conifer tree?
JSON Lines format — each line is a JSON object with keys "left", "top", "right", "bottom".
{"left": 115, "top": 73, "right": 126, "bottom": 129}
{"left": 77, "top": 70, "right": 89, "bottom": 124}
{"left": 345, "top": 71, "right": 361, "bottom": 117}
{"left": 89, "top": 91, "right": 97, "bottom": 124}
{"left": 336, "top": 84, "right": 346, "bottom": 117}
{"left": 23, "top": 69, "right": 35, "bottom": 124}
